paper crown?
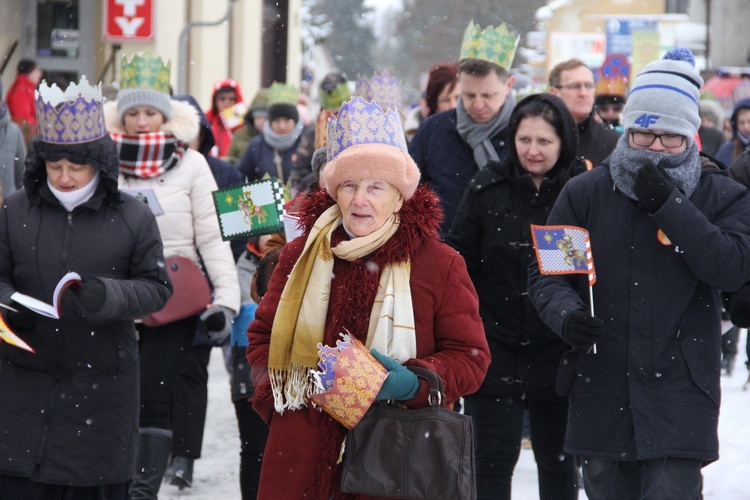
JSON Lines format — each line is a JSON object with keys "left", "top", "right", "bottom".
{"left": 320, "top": 82, "right": 352, "bottom": 111}
{"left": 315, "top": 109, "right": 334, "bottom": 150}
{"left": 268, "top": 82, "right": 298, "bottom": 106}
{"left": 459, "top": 21, "right": 519, "bottom": 70}
{"left": 326, "top": 96, "right": 407, "bottom": 163}
{"left": 120, "top": 52, "right": 171, "bottom": 92}
{"left": 35, "top": 76, "right": 107, "bottom": 144}
{"left": 355, "top": 71, "right": 402, "bottom": 111}
{"left": 596, "top": 54, "right": 630, "bottom": 97}
{"left": 309, "top": 335, "right": 388, "bottom": 429}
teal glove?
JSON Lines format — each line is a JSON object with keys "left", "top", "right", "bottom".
{"left": 371, "top": 349, "right": 420, "bottom": 401}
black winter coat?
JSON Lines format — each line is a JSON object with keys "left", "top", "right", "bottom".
{"left": 447, "top": 93, "right": 586, "bottom": 398}
{"left": 409, "top": 108, "right": 511, "bottom": 236}
{"left": 0, "top": 137, "right": 172, "bottom": 485}
{"left": 577, "top": 113, "right": 619, "bottom": 168}
{"left": 528, "top": 162, "right": 750, "bottom": 462}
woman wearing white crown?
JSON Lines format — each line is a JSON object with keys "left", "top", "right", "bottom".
{"left": 0, "top": 77, "right": 171, "bottom": 499}
{"left": 104, "top": 52, "right": 240, "bottom": 499}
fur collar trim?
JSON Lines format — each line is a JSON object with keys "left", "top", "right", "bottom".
{"left": 295, "top": 185, "right": 443, "bottom": 263}
{"left": 104, "top": 99, "right": 200, "bottom": 144}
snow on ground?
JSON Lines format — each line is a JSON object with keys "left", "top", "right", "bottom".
{"left": 162, "top": 333, "right": 750, "bottom": 499}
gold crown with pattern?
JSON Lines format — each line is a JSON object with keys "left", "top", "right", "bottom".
{"left": 35, "top": 76, "right": 106, "bottom": 144}
{"left": 459, "top": 21, "right": 519, "bottom": 70}
{"left": 119, "top": 51, "right": 171, "bottom": 92}
{"left": 268, "top": 82, "right": 298, "bottom": 106}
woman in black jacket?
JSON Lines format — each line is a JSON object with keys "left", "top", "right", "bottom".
{"left": 0, "top": 78, "right": 171, "bottom": 499}
{"left": 447, "top": 93, "right": 584, "bottom": 500}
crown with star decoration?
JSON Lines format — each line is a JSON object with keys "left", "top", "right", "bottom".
{"left": 354, "top": 71, "right": 402, "bottom": 111}
{"left": 459, "top": 21, "right": 519, "bottom": 70}
{"left": 119, "top": 51, "right": 171, "bottom": 93}
{"left": 35, "top": 76, "right": 107, "bottom": 144}
{"left": 326, "top": 96, "right": 407, "bottom": 163}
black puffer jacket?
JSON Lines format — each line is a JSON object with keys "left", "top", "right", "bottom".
{"left": 447, "top": 93, "right": 586, "bottom": 397}
{"left": 0, "top": 134, "right": 172, "bottom": 485}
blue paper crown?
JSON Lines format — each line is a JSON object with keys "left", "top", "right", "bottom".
{"left": 326, "top": 97, "right": 407, "bottom": 163}
{"left": 354, "top": 71, "right": 402, "bottom": 111}
{"left": 35, "top": 76, "right": 107, "bottom": 144}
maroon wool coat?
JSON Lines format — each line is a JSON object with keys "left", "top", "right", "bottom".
{"left": 247, "top": 186, "right": 490, "bottom": 499}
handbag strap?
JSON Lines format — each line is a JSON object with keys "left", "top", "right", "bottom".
{"left": 406, "top": 366, "right": 445, "bottom": 407}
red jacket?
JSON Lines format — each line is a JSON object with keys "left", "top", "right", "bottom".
{"left": 6, "top": 74, "right": 37, "bottom": 126}
{"left": 247, "top": 186, "right": 490, "bottom": 499}
{"left": 205, "top": 79, "right": 244, "bottom": 157}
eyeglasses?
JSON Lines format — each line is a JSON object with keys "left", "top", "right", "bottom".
{"left": 630, "top": 131, "right": 686, "bottom": 148}
{"left": 555, "top": 82, "right": 596, "bottom": 92}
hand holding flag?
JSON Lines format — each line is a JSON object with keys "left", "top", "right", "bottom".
{"left": 531, "top": 224, "right": 598, "bottom": 352}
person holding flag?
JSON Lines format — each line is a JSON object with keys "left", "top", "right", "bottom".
{"left": 528, "top": 48, "right": 750, "bottom": 499}
{"left": 448, "top": 93, "right": 585, "bottom": 499}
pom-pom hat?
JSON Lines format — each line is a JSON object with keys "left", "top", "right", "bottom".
{"left": 324, "top": 97, "right": 420, "bottom": 201}
{"left": 622, "top": 48, "right": 703, "bottom": 145}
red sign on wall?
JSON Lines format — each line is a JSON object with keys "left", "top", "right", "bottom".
{"left": 103, "top": 0, "right": 154, "bottom": 41}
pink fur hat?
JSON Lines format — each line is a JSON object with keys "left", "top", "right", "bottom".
{"left": 324, "top": 143, "right": 420, "bottom": 201}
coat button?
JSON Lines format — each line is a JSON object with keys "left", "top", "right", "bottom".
{"left": 563, "top": 359, "right": 569, "bottom": 365}
{"left": 675, "top": 198, "right": 682, "bottom": 203}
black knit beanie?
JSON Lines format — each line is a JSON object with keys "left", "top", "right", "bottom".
{"left": 268, "top": 103, "right": 299, "bottom": 123}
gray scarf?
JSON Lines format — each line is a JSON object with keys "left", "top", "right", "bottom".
{"left": 456, "top": 93, "right": 516, "bottom": 169}
{"left": 609, "top": 133, "right": 702, "bottom": 202}
{"left": 262, "top": 120, "right": 304, "bottom": 152}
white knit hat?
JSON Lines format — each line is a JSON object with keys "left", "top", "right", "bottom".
{"left": 622, "top": 48, "right": 703, "bottom": 144}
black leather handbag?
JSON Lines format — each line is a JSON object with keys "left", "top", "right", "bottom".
{"left": 340, "top": 366, "right": 476, "bottom": 499}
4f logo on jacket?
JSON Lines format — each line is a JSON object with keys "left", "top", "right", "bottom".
{"left": 634, "top": 114, "right": 660, "bottom": 128}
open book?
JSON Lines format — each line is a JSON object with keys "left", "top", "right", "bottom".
{"left": 10, "top": 272, "right": 82, "bottom": 319}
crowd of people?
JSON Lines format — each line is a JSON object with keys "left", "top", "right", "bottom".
{"left": 0, "top": 17, "right": 750, "bottom": 500}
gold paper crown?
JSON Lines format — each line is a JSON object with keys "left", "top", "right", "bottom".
{"left": 119, "top": 51, "right": 171, "bottom": 92}
{"left": 320, "top": 82, "right": 352, "bottom": 111}
{"left": 459, "top": 21, "right": 519, "bottom": 70}
{"left": 268, "top": 82, "right": 298, "bottom": 106}
{"left": 596, "top": 77, "right": 628, "bottom": 97}
{"left": 35, "top": 76, "right": 107, "bottom": 144}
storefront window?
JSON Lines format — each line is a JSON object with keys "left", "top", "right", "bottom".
{"left": 36, "top": 0, "right": 80, "bottom": 59}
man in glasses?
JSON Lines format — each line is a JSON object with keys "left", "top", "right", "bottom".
{"left": 549, "top": 59, "right": 619, "bottom": 169}
{"left": 529, "top": 48, "right": 750, "bottom": 499}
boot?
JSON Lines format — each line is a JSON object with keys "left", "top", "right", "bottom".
{"left": 130, "top": 428, "right": 172, "bottom": 500}
{"left": 168, "top": 455, "right": 194, "bottom": 490}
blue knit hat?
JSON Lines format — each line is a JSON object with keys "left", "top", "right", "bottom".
{"left": 623, "top": 48, "right": 703, "bottom": 145}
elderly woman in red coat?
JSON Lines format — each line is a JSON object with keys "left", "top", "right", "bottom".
{"left": 247, "top": 97, "right": 490, "bottom": 499}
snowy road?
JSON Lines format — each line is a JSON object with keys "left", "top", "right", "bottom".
{"left": 162, "top": 337, "right": 750, "bottom": 499}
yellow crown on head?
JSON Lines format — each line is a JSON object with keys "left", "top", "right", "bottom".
{"left": 119, "top": 51, "right": 171, "bottom": 92}
{"left": 459, "top": 21, "right": 519, "bottom": 70}
{"left": 268, "top": 82, "right": 298, "bottom": 106}
{"left": 35, "top": 76, "right": 106, "bottom": 144}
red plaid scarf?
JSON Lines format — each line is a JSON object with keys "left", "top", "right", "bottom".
{"left": 110, "top": 131, "right": 186, "bottom": 179}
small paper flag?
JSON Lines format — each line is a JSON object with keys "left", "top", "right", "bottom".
{"left": 212, "top": 178, "right": 285, "bottom": 240}
{"left": 530, "top": 224, "right": 596, "bottom": 285}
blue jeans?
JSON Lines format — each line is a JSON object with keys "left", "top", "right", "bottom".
{"left": 582, "top": 457, "right": 703, "bottom": 499}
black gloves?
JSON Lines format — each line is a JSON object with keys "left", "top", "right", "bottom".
{"left": 66, "top": 279, "right": 107, "bottom": 316}
{"left": 634, "top": 163, "right": 675, "bottom": 212}
{"left": 5, "top": 302, "right": 37, "bottom": 331}
{"left": 726, "top": 285, "right": 750, "bottom": 328}
{"left": 199, "top": 306, "right": 234, "bottom": 343}
{"left": 562, "top": 310, "right": 606, "bottom": 348}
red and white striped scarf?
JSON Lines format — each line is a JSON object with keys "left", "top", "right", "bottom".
{"left": 110, "top": 131, "right": 186, "bottom": 179}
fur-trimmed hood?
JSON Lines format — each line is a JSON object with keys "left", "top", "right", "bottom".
{"left": 104, "top": 99, "right": 200, "bottom": 144}
{"left": 294, "top": 184, "right": 443, "bottom": 263}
